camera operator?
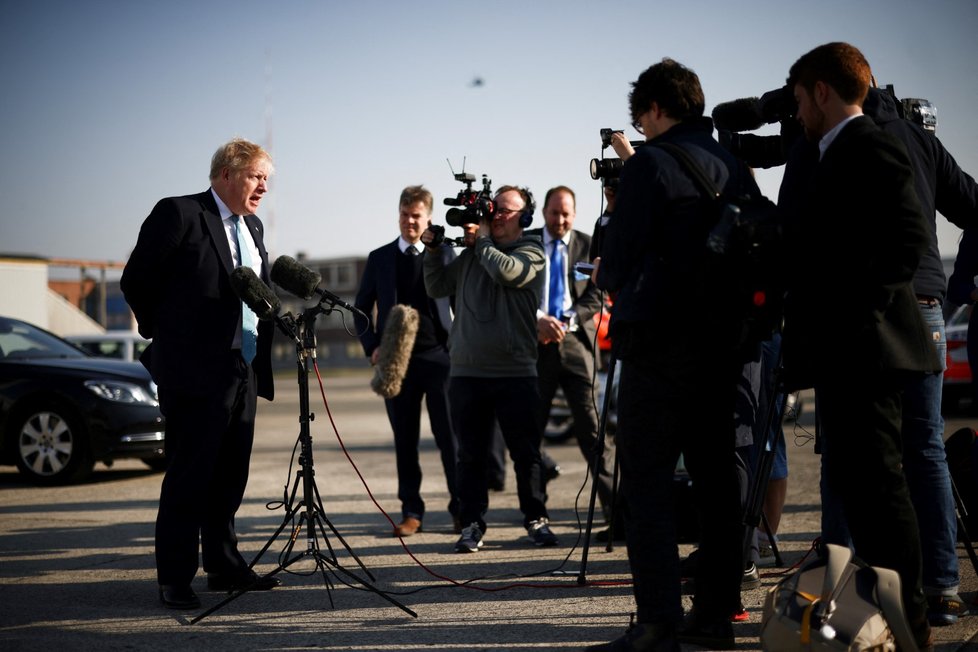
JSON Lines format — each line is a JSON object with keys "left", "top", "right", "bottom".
{"left": 588, "top": 58, "right": 761, "bottom": 651}
{"left": 421, "top": 185, "right": 557, "bottom": 553}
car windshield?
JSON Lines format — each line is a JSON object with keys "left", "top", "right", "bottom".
{"left": 0, "top": 317, "right": 87, "bottom": 360}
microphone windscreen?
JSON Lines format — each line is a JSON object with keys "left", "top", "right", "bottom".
{"left": 711, "top": 97, "right": 764, "bottom": 132}
{"left": 229, "top": 266, "right": 281, "bottom": 321}
{"left": 271, "top": 255, "right": 322, "bottom": 300}
{"left": 370, "top": 304, "right": 419, "bottom": 399}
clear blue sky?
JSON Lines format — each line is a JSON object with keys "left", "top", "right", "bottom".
{"left": 2, "top": 0, "right": 977, "bottom": 272}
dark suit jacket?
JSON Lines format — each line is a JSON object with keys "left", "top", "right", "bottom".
{"left": 781, "top": 116, "right": 942, "bottom": 390}
{"left": 526, "top": 228, "right": 603, "bottom": 351}
{"left": 121, "top": 189, "right": 275, "bottom": 399}
{"left": 354, "top": 239, "right": 454, "bottom": 358}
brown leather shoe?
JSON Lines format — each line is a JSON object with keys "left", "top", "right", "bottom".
{"left": 393, "top": 516, "right": 422, "bottom": 537}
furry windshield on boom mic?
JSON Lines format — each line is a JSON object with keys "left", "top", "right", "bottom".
{"left": 229, "top": 266, "right": 281, "bottom": 320}
{"left": 270, "top": 255, "right": 322, "bottom": 300}
{"left": 711, "top": 97, "right": 765, "bottom": 132}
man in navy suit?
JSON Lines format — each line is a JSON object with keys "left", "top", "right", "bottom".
{"left": 782, "top": 42, "right": 942, "bottom": 650}
{"left": 354, "top": 185, "right": 459, "bottom": 537}
{"left": 121, "top": 138, "right": 280, "bottom": 610}
{"left": 526, "top": 186, "right": 616, "bottom": 532}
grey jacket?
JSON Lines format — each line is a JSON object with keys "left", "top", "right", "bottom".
{"left": 424, "top": 233, "right": 545, "bottom": 377}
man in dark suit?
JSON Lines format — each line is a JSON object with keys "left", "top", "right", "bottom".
{"left": 354, "top": 185, "right": 459, "bottom": 537}
{"left": 121, "top": 138, "right": 280, "bottom": 610}
{"left": 782, "top": 42, "right": 942, "bottom": 650}
{"left": 527, "top": 186, "right": 616, "bottom": 533}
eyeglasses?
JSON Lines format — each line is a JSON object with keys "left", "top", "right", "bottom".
{"left": 631, "top": 119, "right": 645, "bottom": 135}
{"left": 495, "top": 208, "right": 521, "bottom": 217}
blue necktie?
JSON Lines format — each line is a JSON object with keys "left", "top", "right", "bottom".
{"left": 232, "top": 216, "right": 258, "bottom": 365}
{"left": 549, "top": 239, "right": 565, "bottom": 318}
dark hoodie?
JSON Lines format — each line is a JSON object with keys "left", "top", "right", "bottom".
{"left": 863, "top": 88, "right": 978, "bottom": 301}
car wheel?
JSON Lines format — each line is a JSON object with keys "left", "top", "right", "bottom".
{"left": 544, "top": 414, "right": 575, "bottom": 443}
{"left": 13, "top": 403, "right": 94, "bottom": 485}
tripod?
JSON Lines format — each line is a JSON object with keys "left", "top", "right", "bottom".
{"left": 577, "top": 354, "right": 621, "bottom": 584}
{"left": 741, "top": 356, "right": 788, "bottom": 571}
{"left": 192, "top": 302, "right": 416, "bottom": 624}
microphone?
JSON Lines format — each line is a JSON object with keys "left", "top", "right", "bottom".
{"left": 271, "top": 255, "right": 360, "bottom": 313}
{"left": 229, "top": 266, "right": 282, "bottom": 321}
{"left": 370, "top": 304, "right": 419, "bottom": 399}
{"left": 711, "top": 97, "right": 764, "bottom": 132}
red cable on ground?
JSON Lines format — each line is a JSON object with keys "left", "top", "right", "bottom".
{"left": 310, "top": 360, "right": 631, "bottom": 593}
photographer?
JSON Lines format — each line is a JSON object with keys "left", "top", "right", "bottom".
{"left": 421, "top": 186, "right": 557, "bottom": 553}
{"left": 589, "top": 59, "right": 761, "bottom": 651}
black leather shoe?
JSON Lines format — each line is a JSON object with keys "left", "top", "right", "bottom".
{"left": 207, "top": 571, "right": 282, "bottom": 592}
{"left": 586, "top": 621, "right": 679, "bottom": 651}
{"left": 159, "top": 584, "right": 200, "bottom": 609}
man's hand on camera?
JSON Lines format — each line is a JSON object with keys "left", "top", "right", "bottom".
{"left": 420, "top": 227, "right": 438, "bottom": 249}
{"left": 537, "top": 315, "right": 566, "bottom": 345}
{"left": 462, "top": 223, "right": 480, "bottom": 247}
{"left": 610, "top": 132, "right": 635, "bottom": 160}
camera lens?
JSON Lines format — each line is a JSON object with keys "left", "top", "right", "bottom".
{"left": 590, "top": 158, "right": 623, "bottom": 180}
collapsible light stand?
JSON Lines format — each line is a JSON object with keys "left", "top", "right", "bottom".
{"left": 192, "top": 302, "right": 416, "bottom": 624}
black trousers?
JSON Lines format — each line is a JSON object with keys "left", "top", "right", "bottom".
{"left": 449, "top": 376, "right": 548, "bottom": 531}
{"left": 384, "top": 352, "right": 458, "bottom": 520}
{"left": 537, "top": 336, "right": 616, "bottom": 518}
{"left": 616, "top": 339, "right": 744, "bottom": 625}
{"left": 816, "top": 370, "right": 928, "bottom": 633}
{"left": 155, "top": 354, "right": 256, "bottom": 586}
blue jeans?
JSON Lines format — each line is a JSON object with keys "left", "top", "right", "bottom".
{"left": 820, "top": 302, "right": 959, "bottom": 593}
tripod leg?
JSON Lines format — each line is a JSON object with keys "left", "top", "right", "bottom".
{"left": 577, "top": 356, "right": 619, "bottom": 585}
{"left": 311, "top": 479, "right": 376, "bottom": 581}
{"left": 248, "top": 469, "right": 305, "bottom": 570}
{"left": 742, "top": 364, "right": 790, "bottom": 569}
{"left": 759, "top": 511, "right": 784, "bottom": 568}
{"left": 949, "top": 475, "right": 978, "bottom": 578}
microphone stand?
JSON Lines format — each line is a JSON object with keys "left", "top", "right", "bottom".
{"left": 192, "top": 300, "right": 416, "bottom": 623}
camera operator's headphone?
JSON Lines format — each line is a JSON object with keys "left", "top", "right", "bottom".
{"left": 518, "top": 187, "right": 536, "bottom": 228}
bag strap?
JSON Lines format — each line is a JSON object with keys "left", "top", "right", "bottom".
{"left": 654, "top": 142, "right": 721, "bottom": 201}
{"left": 820, "top": 543, "right": 853, "bottom": 600}
{"left": 821, "top": 544, "right": 920, "bottom": 652}
{"left": 873, "top": 566, "right": 920, "bottom": 652}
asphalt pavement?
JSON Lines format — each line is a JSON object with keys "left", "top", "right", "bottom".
{"left": 2, "top": 369, "right": 978, "bottom": 650}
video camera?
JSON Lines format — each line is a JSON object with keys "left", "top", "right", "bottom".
{"left": 713, "top": 84, "right": 938, "bottom": 168}
{"left": 589, "top": 128, "right": 643, "bottom": 189}
{"left": 444, "top": 172, "right": 495, "bottom": 227}
{"left": 428, "top": 170, "right": 496, "bottom": 247}
{"left": 711, "top": 85, "right": 800, "bottom": 169}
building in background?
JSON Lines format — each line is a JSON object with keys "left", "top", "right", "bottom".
{"left": 0, "top": 252, "right": 371, "bottom": 370}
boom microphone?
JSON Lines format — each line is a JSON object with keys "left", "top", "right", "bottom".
{"left": 370, "top": 304, "right": 419, "bottom": 399}
{"left": 229, "top": 266, "right": 282, "bottom": 321}
{"left": 271, "top": 255, "right": 360, "bottom": 313}
{"left": 711, "top": 97, "right": 765, "bottom": 132}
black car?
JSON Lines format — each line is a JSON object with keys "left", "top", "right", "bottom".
{"left": 0, "top": 315, "right": 165, "bottom": 484}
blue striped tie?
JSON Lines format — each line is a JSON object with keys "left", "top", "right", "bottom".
{"left": 232, "top": 216, "right": 258, "bottom": 365}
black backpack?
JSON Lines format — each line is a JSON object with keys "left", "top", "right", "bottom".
{"left": 655, "top": 142, "right": 784, "bottom": 352}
